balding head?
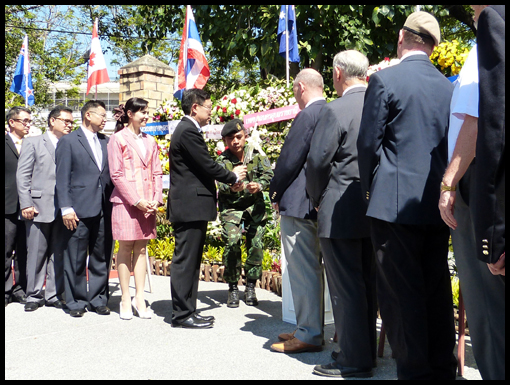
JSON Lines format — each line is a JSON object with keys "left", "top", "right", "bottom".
{"left": 293, "top": 68, "right": 324, "bottom": 109}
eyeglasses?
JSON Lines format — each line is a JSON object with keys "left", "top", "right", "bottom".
{"left": 54, "top": 117, "right": 75, "bottom": 126}
{"left": 198, "top": 104, "right": 213, "bottom": 111}
{"left": 12, "top": 119, "right": 32, "bottom": 126}
{"left": 89, "top": 111, "right": 108, "bottom": 120}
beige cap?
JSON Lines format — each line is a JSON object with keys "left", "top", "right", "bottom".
{"left": 403, "top": 11, "right": 441, "bottom": 46}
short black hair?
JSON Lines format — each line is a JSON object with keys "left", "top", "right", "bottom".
{"left": 81, "top": 100, "right": 106, "bottom": 121}
{"left": 114, "top": 97, "right": 149, "bottom": 133}
{"left": 48, "top": 105, "right": 73, "bottom": 128}
{"left": 181, "top": 89, "right": 210, "bottom": 116}
{"left": 6, "top": 106, "right": 31, "bottom": 126}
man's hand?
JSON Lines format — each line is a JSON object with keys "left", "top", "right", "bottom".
{"left": 232, "top": 165, "right": 247, "bottom": 181}
{"left": 439, "top": 190, "right": 458, "bottom": 230}
{"left": 488, "top": 253, "right": 505, "bottom": 276}
{"left": 230, "top": 182, "right": 245, "bottom": 193}
{"left": 63, "top": 212, "right": 80, "bottom": 231}
{"left": 21, "top": 207, "right": 39, "bottom": 221}
{"left": 246, "top": 182, "right": 262, "bottom": 194}
{"left": 272, "top": 202, "right": 279, "bottom": 213}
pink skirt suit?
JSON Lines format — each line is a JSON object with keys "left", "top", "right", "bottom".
{"left": 108, "top": 129, "right": 163, "bottom": 241}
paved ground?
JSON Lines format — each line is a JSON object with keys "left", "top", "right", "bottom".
{"left": 5, "top": 275, "right": 481, "bottom": 380}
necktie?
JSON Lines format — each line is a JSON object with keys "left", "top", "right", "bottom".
{"left": 16, "top": 139, "right": 23, "bottom": 154}
{"left": 93, "top": 135, "right": 103, "bottom": 169}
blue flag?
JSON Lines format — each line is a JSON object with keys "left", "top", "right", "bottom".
{"left": 277, "top": 5, "right": 300, "bottom": 63}
{"left": 10, "top": 35, "right": 35, "bottom": 106}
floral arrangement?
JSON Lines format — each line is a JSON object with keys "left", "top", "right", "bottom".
{"left": 367, "top": 57, "right": 400, "bottom": 80}
{"left": 153, "top": 99, "right": 184, "bottom": 122}
{"left": 212, "top": 89, "right": 252, "bottom": 123}
{"left": 430, "top": 40, "right": 470, "bottom": 77}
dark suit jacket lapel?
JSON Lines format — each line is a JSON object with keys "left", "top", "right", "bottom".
{"left": 77, "top": 127, "right": 101, "bottom": 169}
{"left": 98, "top": 133, "right": 108, "bottom": 172}
{"left": 6, "top": 134, "right": 19, "bottom": 159}
{"left": 42, "top": 132, "right": 56, "bottom": 163}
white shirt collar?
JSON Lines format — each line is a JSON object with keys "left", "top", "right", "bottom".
{"left": 47, "top": 130, "right": 59, "bottom": 148}
{"left": 8, "top": 132, "right": 23, "bottom": 144}
{"left": 81, "top": 125, "right": 97, "bottom": 140}
{"left": 400, "top": 50, "right": 428, "bottom": 61}
{"left": 305, "top": 97, "right": 326, "bottom": 109}
{"left": 342, "top": 84, "right": 367, "bottom": 97}
{"left": 186, "top": 116, "right": 202, "bottom": 132}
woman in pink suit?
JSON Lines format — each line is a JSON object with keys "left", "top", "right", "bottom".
{"left": 108, "top": 98, "right": 163, "bottom": 320}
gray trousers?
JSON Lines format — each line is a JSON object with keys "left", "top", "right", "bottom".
{"left": 280, "top": 215, "right": 324, "bottom": 346}
{"left": 452, "top": 171, "right": 505, "bottom": 380}
{"left": 25, "top": 219, "right": 65, "bottom": 304}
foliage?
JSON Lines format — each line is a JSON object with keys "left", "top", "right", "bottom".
{"left": 451, "top": 276, "right": 460, "bottom": 308}
{"left": 202, "top": 245, "right": 224, "bottom": 265}
{"left": 430, "top": 40, "right": 471, "bottom": 77}
{"left": 147, "top": 238, "right": 175, "bottom": 261}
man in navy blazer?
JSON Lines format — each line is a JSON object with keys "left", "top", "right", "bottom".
{"left": 358, "top": 12, "right": 456, "bottom": 380}
{"left": 270, "top": 69, "right": 327, "bottom": 354}
{"left": 55, "top": 101, "right": 114, "bottom": 318}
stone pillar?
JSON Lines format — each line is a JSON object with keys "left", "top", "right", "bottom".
{"left": 118, "top": 55, "right": 175, "bottom": 116}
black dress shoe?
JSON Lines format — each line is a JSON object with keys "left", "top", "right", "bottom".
{"left": 45, "top": 300, "right": 65, "bottom": 309}
{"left": 172, "top": 315, "right": 214, "bottom": 329}
{"left": 12, "top": 294, "right": 27, "bottom": 304}
{"left": 313, "top": 362, "right": 373, "bottom": 378}
{"left": 24, "top": 302, "right": 41, "bottom": 312}
{"left": 70, "top": 309, "right": 86, "bottom": 318}
{"left": 194, "top": 313, "right": 215, "bottom": 322}
{"left": 91, "top": 306, "right": 111, "bottom": 315}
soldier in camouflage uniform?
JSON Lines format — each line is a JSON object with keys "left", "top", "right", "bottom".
{"left": 217, "top": 119, "right": 274, "bottom": 308}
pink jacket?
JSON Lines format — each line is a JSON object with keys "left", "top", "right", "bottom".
{"left": 108, "top": 129, "right": 163, "bottom": 207}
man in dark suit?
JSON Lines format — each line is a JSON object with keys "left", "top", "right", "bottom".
{"left": 55, "top": 101, "right": 114, "bottom": 318}
{"left": 269, "top": 69, "right": 327, "bottom": 354}
{"left": 308, "top": 50, "right": 376, "bottom": 379}
{"left": 357, "top": 12, "right": 457, "bottom": 380}
{"left": 17, "top": 106, "right": 73, "bottom": 312}
{"left": 167, "top": 89, "right": 246, "bottom": 329}
{"left": 5, "top": 107, "right": 30, "bottom": 307}
{"left": 473, "top": 5, "right": 505, "bottom": 277}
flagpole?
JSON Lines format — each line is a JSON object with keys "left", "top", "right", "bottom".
{"left": 25, "top": 35, "right": 29, "bottom": 108}
{"left": 285, "top": 5, "right": 290, "bottom": 88}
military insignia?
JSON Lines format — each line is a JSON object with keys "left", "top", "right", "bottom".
{"left": 237, "top": 123, "right": 242, "bottom": 131}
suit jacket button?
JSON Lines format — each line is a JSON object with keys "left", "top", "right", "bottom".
{"left": 483, "top": 251, "right": 489, "bottom": 256}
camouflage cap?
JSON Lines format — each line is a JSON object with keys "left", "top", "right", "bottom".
{"left": 222, "top": 119, "right": 245, "bottom": 137}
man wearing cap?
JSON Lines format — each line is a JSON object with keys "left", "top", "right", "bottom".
{"left": 216, "top": 119, "right": 273, "bottom": 308}
{"left": 358, "top": 12, "right": 457, "bottom": 380}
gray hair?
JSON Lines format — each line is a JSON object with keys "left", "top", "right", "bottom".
{"left": 333, "top": 50, "right": 369, "bottom": 80}
{"left": 294, "top": 68, "right": 324, "bottom": 90}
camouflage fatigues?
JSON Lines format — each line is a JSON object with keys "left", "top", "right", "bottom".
{"left": 217, "top": 147, "right": 274, "bottom": 284}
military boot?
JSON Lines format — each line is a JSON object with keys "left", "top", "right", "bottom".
{"left": 227, "top": 283, "right": 240, "bottom": 308}
{"left": 244, "top": 280, "right": 259, "bottom": 306}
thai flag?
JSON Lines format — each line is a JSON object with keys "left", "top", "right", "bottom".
{"left": 10, "top": 35, "right": 35, "bottom": 106}
{"left": 174, "top": 5, "right": 210, "bottom": 100}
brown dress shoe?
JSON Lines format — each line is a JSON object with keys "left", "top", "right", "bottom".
{"left": 271, "top": 337, "right": 323, "bottom": 354}
{"left": 278, "top": 330, "right": 297, "bottom": 342}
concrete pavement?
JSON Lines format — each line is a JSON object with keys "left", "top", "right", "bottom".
{"left": 5, "top": 275, "right": 481, "bottom": 380}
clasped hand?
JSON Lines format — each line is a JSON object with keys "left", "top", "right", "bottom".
{"left": 136, "top": 199, "right": 159, "bottom": 215}
{"left": 21, "top": 206, "right": 39, "bottom": 221}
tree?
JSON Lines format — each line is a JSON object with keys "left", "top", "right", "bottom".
{"left": 5, "top": 5, "right": 89, "bottom": 108}
{"left": 132, "top": 5, "right": 476, "bottom": 95}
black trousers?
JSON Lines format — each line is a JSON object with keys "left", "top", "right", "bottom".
{"left": 170, "top": 221, "right": 208, "bottom": 324}
{"left": 320, "top": 236, "right": 377, "bottom": 369}
{"left": 62, "top": 213, "right": 113, "bottom": 311}
{"left": 5, "top": 214, "right": 27, "bottom": 300}
{"left": 370, "top": 218, "right": 457, "bottom": 380}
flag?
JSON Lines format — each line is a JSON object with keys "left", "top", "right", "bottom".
{"left": 277, "top": 5, "right": 300, "bottom": 63}
{"left": 87, "top": 19, "right": 110, "bottom": 95}
{"left": 174, "top": 5, "right": 210, "bottom": 100}
{"left": 10, "top": 35, "right": 35, "bottom": 106}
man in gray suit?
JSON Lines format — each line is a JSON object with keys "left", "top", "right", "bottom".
{"left": 307, "top": 51, "right": 376, "bottom": 379}
{"left": 17, "top": 106, "right": 73, "bottom": 311}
